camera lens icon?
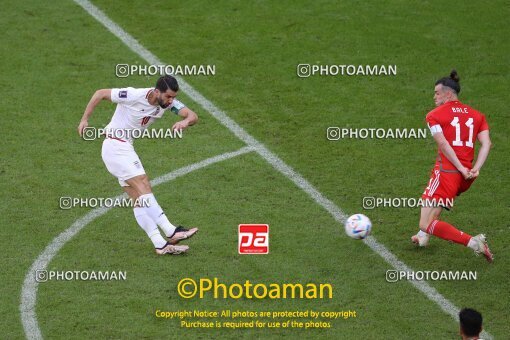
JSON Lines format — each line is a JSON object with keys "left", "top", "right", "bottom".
{"left": 115, "top": 64, "right": 130, "bottom": 78}
{"left": 59, "top": 197, "right": 73, "bottom": 210}
{"left": 386, "top": 270, "right": 398, "bottom": 283}
{"left": 297, "top": 64, "right": 311, "bottom": 78}
{"left": 82, "top": 127, "right": 97, "bottom": 141}
{"left": 327, "top": 127, "right": 341, "bottom": 141}
{"left": 35, "top": 270, "right": 48, "bottom": 282}
{"left": 363, "top": 197, "right": 376, "bottom": 210}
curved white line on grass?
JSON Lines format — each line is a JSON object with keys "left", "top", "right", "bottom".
{"left": 20, "top": 146, "right": 254, "bottom": 340}
{"left": 40, "top": 1, "right": 493, "bottom": 339}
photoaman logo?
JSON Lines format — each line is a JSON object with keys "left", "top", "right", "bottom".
{"left": 238, "top": 224, "right": 269, "bottom": 254}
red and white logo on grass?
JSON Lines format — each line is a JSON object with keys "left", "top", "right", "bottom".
{"left": 238, "top": 224, "right": 269, "bottom": 254}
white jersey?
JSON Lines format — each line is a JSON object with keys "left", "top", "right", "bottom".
{"left": 104, "top": 87, "right": 186, "bottom": 143}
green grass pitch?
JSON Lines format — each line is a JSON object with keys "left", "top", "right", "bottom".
{"left": 1, "top": 0, "right": 509, "bottom": 339}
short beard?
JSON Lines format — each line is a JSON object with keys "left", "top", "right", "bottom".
{"left": 157, "top": 96, "right": 169, "bottom": 108}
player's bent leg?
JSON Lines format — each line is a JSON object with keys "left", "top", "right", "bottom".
{"left": 125, "top": 175, "right": 199, "bottom": 242}
{"left": 123, "top": 185, "right": 187, "bottom": 255}
{"left": 414, "top": 202, "right": 493, "bottom": 262}
{"left": 411, "top": 206, "right": 442, "bottom": 246}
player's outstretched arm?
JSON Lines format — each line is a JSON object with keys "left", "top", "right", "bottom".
{"left": 78, "top": 89, "right": 112, "bottom": 136}
{"left": 172, "top": 107, "right": 198, "bottom": 131}
{"left": 432, "top": 132, "right": 471, "bottom": 179}
{"left": 469, "top": 130, "right": 491, "bottom": 178}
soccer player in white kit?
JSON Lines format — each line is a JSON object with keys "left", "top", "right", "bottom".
{"left": 78, "top": 75, "right": 198, "bottom": 255}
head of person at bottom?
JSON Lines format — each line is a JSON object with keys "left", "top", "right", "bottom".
{"left": 459, "top": 308, "right": 483, "bottom": 340}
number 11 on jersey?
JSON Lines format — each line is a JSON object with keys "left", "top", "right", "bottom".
{"left": 450, "top": 117, "right": 474, "bottom": 148}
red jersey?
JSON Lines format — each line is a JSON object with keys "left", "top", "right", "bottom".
{"left": 426, "top": 100, "right": 489, "bottom": 171}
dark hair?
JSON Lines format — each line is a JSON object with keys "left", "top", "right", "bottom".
{"left": 459, "top": 308, "right": 482, "bottom": 337}
{"left": 435, "top": 69, "right": 461, "bottom": 94}
{"left": 155, "top": 75, "right": 179, "bottom": 92}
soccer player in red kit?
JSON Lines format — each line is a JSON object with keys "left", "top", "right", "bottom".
{"left": 411, "top": 70, "right": 494, "bottom": 263}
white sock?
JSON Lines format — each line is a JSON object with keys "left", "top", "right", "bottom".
{"left": 417, "top": 230, "right": 429, "bottom": 237}
{"left": 133, "top": 207, "right": 167, "bottom": 248}
{"left": 467, "top": 237, "right": 478, "bottom": 250}
{"left": 139, "top": 193, "right": 177, "bottom": 237}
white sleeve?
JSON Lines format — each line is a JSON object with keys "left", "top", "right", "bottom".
{"left": 169, "top": 99, "right": 186, "bottom": 114}
{"left": 111, "top": 87, "right": 137, "bottom": 104}
{"left": 428, "top": 123, "right": 443, "bottom": 135}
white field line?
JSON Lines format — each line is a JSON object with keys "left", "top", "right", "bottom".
{"left": 20, "top": 146, "right": 254, "bottom": 340}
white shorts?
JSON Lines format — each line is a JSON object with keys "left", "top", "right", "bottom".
{"left": 101, "top": 138, "right": 146, "bottom": 187}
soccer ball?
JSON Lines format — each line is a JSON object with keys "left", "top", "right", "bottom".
{"left": 344, "top": 214, "right": 372, "bottom": 239}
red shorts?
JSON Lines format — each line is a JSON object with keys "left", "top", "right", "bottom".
{"left": 421, "top": 163, "right": 475, "bottom": 209}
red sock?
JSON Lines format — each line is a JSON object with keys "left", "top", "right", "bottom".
{"left": 426, "top": 220, "right": 472, "bottom": 246}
